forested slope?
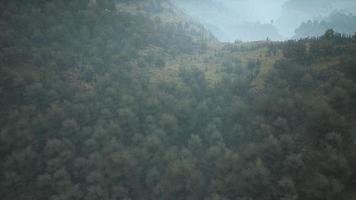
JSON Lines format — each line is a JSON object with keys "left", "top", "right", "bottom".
{"left": 1, "top": 1, "right": 356, "bottom": 200}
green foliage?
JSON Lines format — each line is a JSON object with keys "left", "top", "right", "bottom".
{"left": 1, "top": 1, "right": 356, "bottom": 200}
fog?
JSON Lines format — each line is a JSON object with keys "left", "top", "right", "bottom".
{"left": 174, "top": 0, "right": 356, "bottom": 42}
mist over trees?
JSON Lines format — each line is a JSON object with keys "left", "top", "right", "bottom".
{"left": 174, "top": 0, "right": 286, "bottom": 41}
{"left": 173, "top": 0, "right": 356, "bottom": 41}
{"left": 280, "top": 0, "right": 356, "bottom": 37}
{"left": 294, "top": 13, "right": 356, "bottom": 39}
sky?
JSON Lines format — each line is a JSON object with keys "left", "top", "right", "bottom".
{"left": 173, "top": 0, "right": 356, "bottom": 42}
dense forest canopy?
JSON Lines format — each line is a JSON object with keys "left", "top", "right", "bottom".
{"left": 1, "top": 0, "right": 356, "bottom": 200}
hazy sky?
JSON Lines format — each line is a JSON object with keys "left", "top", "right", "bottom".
{"left": 217, "top": 0, "right": 287, "bottom": 23}
{"left": 174, "top": 0, "right": 356, "bottom": 42}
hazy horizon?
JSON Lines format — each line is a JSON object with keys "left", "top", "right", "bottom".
{"left": 174, "top": 0, "right": 356, "bottom": 42}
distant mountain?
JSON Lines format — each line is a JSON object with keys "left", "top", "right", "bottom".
{"left": 293, "top": 13, "right": 356, "bottom": 39}
{"left": 173, "top": 0, "right": 283, "bottom": 42}
{"left": 283, "top": 0, "right": 356, "bottom": 15}
{"left": 232, "top": 22, "right": 283, "bottom": 42}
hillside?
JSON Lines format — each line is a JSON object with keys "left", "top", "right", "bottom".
{"left": 1, "top": 1, "right": 356, "bottom": 200}
{"left": 115, "top": 0, "right": 217, "bottom": 42}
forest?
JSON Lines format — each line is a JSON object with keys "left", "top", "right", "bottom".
{"left": 1, "top": 0, "right": 356, "bottom": 200}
